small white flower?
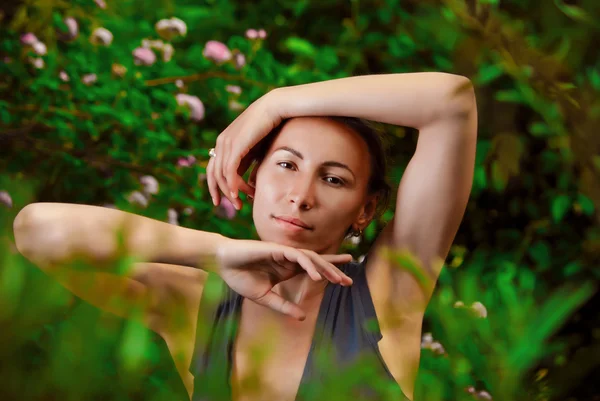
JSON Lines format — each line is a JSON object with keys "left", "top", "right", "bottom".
{"left": 477, "top": 391, "right": 492, "bottom": 400}
{"left": 63, "top": 17, "right": 79, "bottom": 40}
{"left": 453, "top": 301, "right": 465, "bottom": 308}
{"left": 471, "top": 302, "right": 488, "bottom": 318}
{"left": 31, "top": 41, "right": 47, "bottom": 56}
{"left": 94, "top": 0, "right": 107, "bottom": 9}
{"left": 167, "top": 208, "right": 179, "bottom": 225}
{"left": 430, "top": 341, "right": 445, "bottom": 355}
{"left": 29, "top": 57, "right": 45, "bottom": 69}
{"left": 127, "top": 191, "right": 148, "bottom": 208}
{"left": 90, "top": 27, "right": 113, "bottom": 46}
{"left": 421, "top": 332, "right": 433, "bottom": 345}
{"left": 140, "top": 175, "right": 159, "bottom": 195}
{"left": 175, "top": 79, "right": 184, "bottom": 88}
{"left": 155, "top": 17, "right": 187, "bottom": 40}
{"left": 162, "top": 43, "right": 174, "bottom": 62}
{"left": 59, "top": 70, "right": 70, "bottom": 82}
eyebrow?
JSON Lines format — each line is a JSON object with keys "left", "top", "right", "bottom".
{"left": 274, "top": 146, "right": 356, "bottom": 179}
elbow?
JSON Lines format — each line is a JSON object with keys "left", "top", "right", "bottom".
{"left": 13, "top": 203, "right": 68, "bottom": 264}
{"left": 446, "top": 75, "right": 476, "bottom": 116}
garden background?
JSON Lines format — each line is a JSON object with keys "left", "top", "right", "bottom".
{"left": 0, "top": 0, "right": 599, "bottom": 400}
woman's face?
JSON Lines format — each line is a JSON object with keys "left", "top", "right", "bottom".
{"left": 251, "top": 117, "right": 376, "bottom": 254}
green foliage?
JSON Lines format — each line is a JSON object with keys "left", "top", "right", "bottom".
{"left": 1, "top": 0, "right": 599, "bottom": 401}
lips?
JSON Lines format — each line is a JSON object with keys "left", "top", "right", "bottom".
{"left": 272, "top": 215, "right": 313, "bottom": 230}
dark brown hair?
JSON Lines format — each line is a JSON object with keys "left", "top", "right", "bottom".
{"left": 251, "top": 116, "right": 392, "bottom": 236}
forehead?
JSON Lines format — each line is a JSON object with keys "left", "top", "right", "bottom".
{"left": 269, "top": 117, "right": 370, "bottom": 169}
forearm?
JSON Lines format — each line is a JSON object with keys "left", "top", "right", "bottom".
{"left": 13, "top": 203, "right": 228, "bottom": 272}
{"left": 276, "top": 72, "right": 475, "bottom": 129}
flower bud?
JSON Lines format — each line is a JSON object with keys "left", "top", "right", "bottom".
{"left": 94, "top": 0, "right": 107, "bottom": 9}
{"left": 61, "top": 17, "right": 79, "bottom": 41}
{"left": 471, "top": 302, "right": 488, "bottom": 318}
{"left": 257, "top": 29, "right": 267, "bottom": 39}
{"left": 162, "top": 43, "right": 174, "bottom": 62}
{"left": 31, "top": 41, "right": 47, "bottom": 56}
{"left": 20, "top": 33, "right": 38, "bottom": 45}
{"left": 477, "top": 391, "right": 492, "bottom": 400}
{"left": 233, "top": 52, "right": 246, "bottom": 69}
{"left": 29, "top": 57, "right": 44, "bottom": 69}
{"left": 59, "top": 70, "right": 70, "bottom": 82}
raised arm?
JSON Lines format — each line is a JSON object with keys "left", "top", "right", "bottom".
{"left": 274, "top": 72, "right": 477, "bottom": 309}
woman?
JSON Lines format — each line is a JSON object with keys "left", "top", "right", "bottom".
{"left": 13, "top": 72, "right": 478, "bottom": 401}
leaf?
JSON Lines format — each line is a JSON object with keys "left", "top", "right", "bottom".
{"left": 551, "top": 195, "right": 571, "bottom": 223}
{"left": 554, "top": 0, "right": 594, "bottom": 23}
{"left": 477, "top": 64, "right": 504, "bottom": 85}
{"left": 283, "top": 37, "right": 317, "bottom": 58}
{"left": 528, "top": 241, "right": 551, "bottom": 271}
{"left": 491, "top": 160, "right": 507, "bottom": 191}
{"left": 495, "top": 89, "right": 523, "bottom": 104}
{"left": 577, "top": 193, "right": 595, "bottom": 216}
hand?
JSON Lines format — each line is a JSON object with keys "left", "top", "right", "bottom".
{"left": 206, "top": 89, "right": 283, "bottom": 210}
{"left": 214, "top": 238, "right": 353, "bottom": 321}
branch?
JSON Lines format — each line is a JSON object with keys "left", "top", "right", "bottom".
{"left": 145, "top": 70, "right": 273, "bottom": 90}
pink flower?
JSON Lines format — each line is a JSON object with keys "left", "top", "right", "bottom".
{"left": 216, "top": 197, "right": 237, "bottom": 220}
{"left": 175, "top": 94, "right": 205, "bottom": 122}
{"left": 90, "top": 27, "right": 113, "bottom": 46}
{"left": 257, "top": 29, "right": 267, "bottom": 39}
{"left": 225, "top": 85, "right": 242, "bottom": 95}
{"left": 0, "top": 190, "right": 13, "bottom": 208}
{"left": 202, "top": 40, "right": 232, "bottom": 63}
{"left": 62, "top": 17, "right": 79, "bottom": 40}
{"left": 177, "top": 155, "right": 197, "bottom": 167}
{"left": 59, "top": 70, "right": 70, "bottom": 82}
{"left": 94, "top": 0, "right": 107, "bottom": 9}
{"left": 234, "top": 52, "right": 246, "bottom": 69}
{"left": 82, "top": 73, "right": 97, "bottom": 85}
{"left": 245, "top": 29, "right": 258, "bottom": 39}
{"left": 477, "top": 391, "right": 492, "bottom": 400}
{"left": 29, "top": 57, "right": 44, "bottom": 69}
{"left": 20, "top": 33, "right": 38, "bottom": 45}
{"left": 133, "top": 47, "right": 156, "bottom": 66}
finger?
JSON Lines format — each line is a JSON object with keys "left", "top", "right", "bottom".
{"left": 226, "top": 147, "right": 246, "bottom": 200}
{"left": 206, "top": 156, "right": 220, "bottom": 206}
{"left": 254, "top": 291, "right": 306, "bottom": 321}
{"left": 238, "top": 179, "right": 255, "bottom": 198}
{"left": 306, "top": 251, "right": 353, "bottom": 286}
{"left": 291, "top": 251, "right": 323, "bottom": 282}
{"left": 214, "top": 139, "right": 234, "bottom": 206}
{"left": 321, "top": 254, "right": 353, "bottom": 265}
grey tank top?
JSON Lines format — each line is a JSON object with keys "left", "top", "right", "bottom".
{"left": 190, "top": 254, "right": 410, "bottom": 401}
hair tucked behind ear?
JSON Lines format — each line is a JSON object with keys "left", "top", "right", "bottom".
{"left": 251, "top": 116, "right": 393, "bottom": 237}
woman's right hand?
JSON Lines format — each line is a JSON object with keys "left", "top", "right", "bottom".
{"left": 213, "top": 239, "right": 353, "bottom": 320}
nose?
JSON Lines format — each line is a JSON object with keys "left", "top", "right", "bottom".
{"left": 287, "top": 175, "right": 316, "bottom": 211}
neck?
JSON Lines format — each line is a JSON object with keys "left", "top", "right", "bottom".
{"left": 272, "top": 272, "right": 329, "bottom": 308}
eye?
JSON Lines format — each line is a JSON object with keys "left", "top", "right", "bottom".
{"left": 324, "top": 176, "right": 345, "bottom": 186}
{"left": 277, "top": 161, "right": 295, "bottom": 170}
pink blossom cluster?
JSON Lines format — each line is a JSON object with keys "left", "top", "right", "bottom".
{"left": 420, "top": 332, "right": 446, "bottom": 356}
{"left": 20, "top": 33, "right": 47, "bottom": 69}
{"left": 245, "top": 29, "right": 267, "bottom": 39}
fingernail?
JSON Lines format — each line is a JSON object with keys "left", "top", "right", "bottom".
{"left": 212, "top": 197, "right": 217, "bottom": 206}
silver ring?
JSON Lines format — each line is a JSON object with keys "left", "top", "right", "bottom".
{"left": 208, "top": 148, "right": 216, "bottom": 158}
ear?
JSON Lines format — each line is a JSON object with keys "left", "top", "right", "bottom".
{"left": 354, "top": 193, "right": 379, "bottom": 230}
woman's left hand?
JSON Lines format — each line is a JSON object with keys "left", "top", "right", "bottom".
{"left": 206, "top": 89, "right": 284, "bottom": 210}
